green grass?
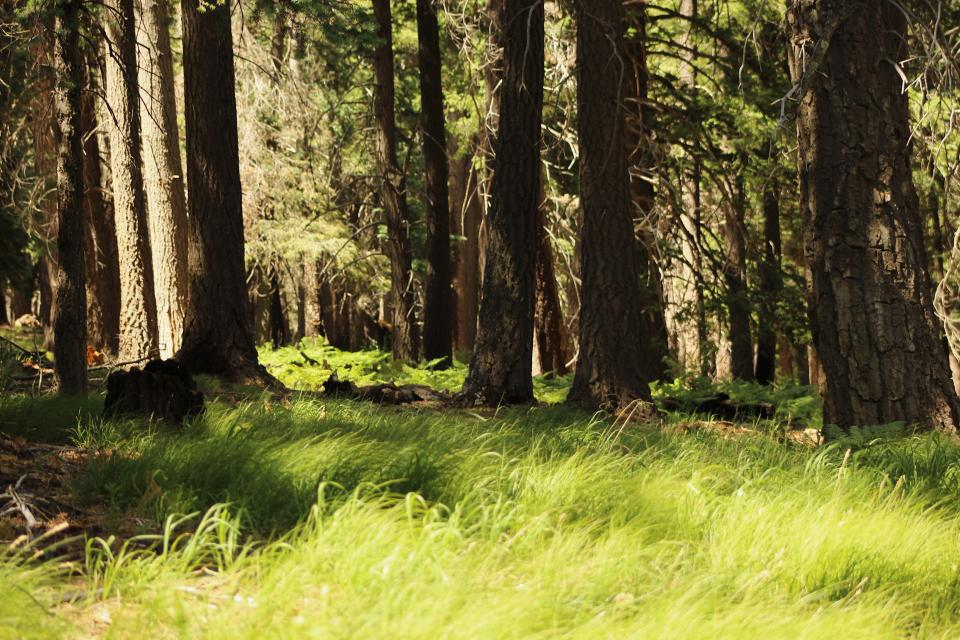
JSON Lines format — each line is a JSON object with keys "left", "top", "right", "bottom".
{"left": 4, "top": 351, "right": 960, "bottom": 637}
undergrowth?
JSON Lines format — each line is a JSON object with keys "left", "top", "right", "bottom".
{"left": 4, "top": 350, "right": 960, "bottom": 638}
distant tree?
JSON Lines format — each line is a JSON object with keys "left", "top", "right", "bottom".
{"left": 725, "top": 154, "right": 753, "bottom": 381}
{"left": 137, "top": 0, "right": 189, "bottom": 358}
{"left": 52, "top": 0, "right": 87, "bottom": 394}
{"left": 755, "top": 180, "right": 781, "bottom": 385}
{"left": 788, "top": 1, "right": 960, "bottom": 430}
{"left": 372, "top": 0, "right": 419, "bottom": 362}
{"left": 103, "top": 0, "right": 159, "bottom": 362}
{"left": 568, "top": 0, "right": 656, "bottom": 411}
{"left": 462, "top": 0, "right": 543, "bottom": 405}
{"left": 417, "top": 0, "right": 453, "bottom": 368}
{"left": 80, "top": 53, "right": 120, "bottom": 355}
{"left": 178, "top": 0, "right": 274, "bottom": 384}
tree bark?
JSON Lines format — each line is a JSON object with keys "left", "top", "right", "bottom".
{"left": 269, "top": 263, "right": 290, "bottom": 349}
{"left": 725, "top": 157, "right": 754, "bottom": 380}
{"left": 534, "top": 203, "right": 567, "bottom": 376}
{"left": 178, "top": 0, "right": 274, "bottom": 385}
{"left": 568, "top": 0, "right": 655, "bottom": 411}
{"left": 461, "top": 0, "right": 543, "bottom": 405}
{"left": 788, "top": 1, "right": 960, "bottom": 431}
{"left": 103, "top": 0, "right": 159, "bottom": 362}
{"left": 81, "top": 55, "right": 121, "bottom": 355}
{"left": 52, "top": 0, "right": 87, "bottom": 394}
{"left": 624, "top": 1, "right": 672, "bottom": 382}
{"left": 137, "top": 0, "right": 189, "bottom": 359}
{"left": 755, "top": 182, "right": 782, "bottom": 384}
{"left": 417, "top": 0, "right": 453, "bottom": 368}
{"left": 450, "top": 138, "right": 482, "bottom": 355}
{"left": 372, "top": 0, "right": 419, "bottom": 362}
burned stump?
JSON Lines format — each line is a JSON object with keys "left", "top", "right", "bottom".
{"left": 104, "top": 360, "right": 204, "bottom": 424}
{"left": 659, "top": 392, "right": 775, "bottom": 421}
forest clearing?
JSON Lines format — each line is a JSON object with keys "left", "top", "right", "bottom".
{"left": 4, "top": 0, "right": 960, "bottom": 636}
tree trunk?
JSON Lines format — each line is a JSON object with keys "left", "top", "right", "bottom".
{"left": 417, "top": 0, "right": 452, "bottom": 367}
{"left": 52, "top": 0, "right": 87, "bottom": 394}
{"left": 755, "top": 183, "right": 782, "bottom": 385}
{"left": 103, "top": 0, "right": 159, "bottom": 362}
{"left": 137, "top": 0, "right": 189, "bottom": 358}
{"left": 789, "top": 1, "right": 960, "bottom": 431}
{"left": 81, "top": 55, "right": 121, "bottom": 355}
{"left": 624, "top": 1, "right": 672, "bottom": 382}
{"left": 461, "top": 0, "right": 543, "bottom": 405}
{"left": 568, "top": 0, "right": 655, "bottom": 411}
{"left": 534, "top": 177, "right": 567, "bottom": 376}
{"left": 269, "top": 263, "right": 290, "bottom": 349}
{"left": 372, "top": 0, "right": 419, "bottom": 362}
{"left": 449, "top": 138, "right": 482, "bottom": 355}
{"left": 725, "top": 158, "right": 754, "bottom": 381}
{"left": 179, "top": 0, "right": 275, "bottom": 385}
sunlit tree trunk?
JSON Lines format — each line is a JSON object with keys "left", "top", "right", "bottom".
{"left": 137, "top": 0, "right": 188, "bottom": 358}
{"left": 103, "top": 0, "right": 159, "bottom": 362}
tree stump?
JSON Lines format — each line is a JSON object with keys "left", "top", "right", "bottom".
{"left": 104, "top": 360, "right": 204, "bottom": 423}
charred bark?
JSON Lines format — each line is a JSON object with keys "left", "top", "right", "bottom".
{"left": 568, "top": 0, "right": 656, "bottom": 413}
{"left": 789, "top": 1, "right": 960, "bottom": 431}
{"left": 461, "top": 0, "right": 543, "bottom": 405}
{"left": 178, "top": 0, "right": 275, "bottom": 385}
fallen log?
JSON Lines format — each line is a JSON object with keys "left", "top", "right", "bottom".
{"left": 658, "top": 392, "right": 775, "bottom": 421}
{"left": 322, "top": 373, "right": 447, "bottom": 405}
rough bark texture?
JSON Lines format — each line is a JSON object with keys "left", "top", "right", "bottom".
{"left": 372, "top": 0, "right": 419, "bottom": 362}
{"left": 568, "top": 0, "right": 655, "bottom": 411}
{"left": 179, "top": 0, "right": 274, "bottom": 385}
{"left": 624, "top": 1, "right": 672, "bottom": 382}
{"left": 461, "top": 0, "right": 543, "bottom": 405}
{"left": 725, "top": 160, "right": 754, "bottom": 380}
{"left": 103, "top": 0, "right": 159, "bottom": 362}
{"left": 417, "top": 0, "right": 453, "bottom": 367}
{"left": 52, "top": 0, "right": 87, "bottom": 395}
{"left": 755, "top": 183, "right": 782, "bottom": 384}
{"left": 137, "top": 0, "right": 189, "bottom": 358}
{"left": 789, "top": 0, "right": 960, "bottom": 431}
{"left": 81, "top": 57, "right": 121, "bottom": 355}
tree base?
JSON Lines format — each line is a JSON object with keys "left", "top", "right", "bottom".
{"left": 104, "top": 360, "right": 204, "bottom": 424}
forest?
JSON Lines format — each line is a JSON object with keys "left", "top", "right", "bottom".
{"left": 5, "top": 0, "right": 960, "bottom": 636}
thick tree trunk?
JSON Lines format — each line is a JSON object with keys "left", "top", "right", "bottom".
{"left": 52, "top": 0, "right": 87, "bottom": 394}
{"left": 449, "top": 139, "right": 482, "bottom": 355}
{"left": 461, "top": 0, "right": 543, "bottom": 405}
{"left": 755, "top": 183, "right": 782, "bottom": 384}
{"left": 81, "top": 56, "right": 121, "bottom": 355}
{"left": 725, "top": 159, "right": 754, "bottom": 380}
{"left": 417, "top": 0, "right": 453, "bottom": 367}
{"left": 568, "top": 0, "right": 655, "bottom": 412}
{"left": 103, "top": 0, "right": 159, "bottom": 362}
{"left": 534, "top": 203, "right": 567, "bottom": 376}
{"left": 137, "top": 0, "right": 189, "bottom": 358}
{"left": 789, "top": 1, "right": 960, "bottom": 431}
{"left": 179, "top": 0, "right": 274, "bottom": 385}
{"left": 625, "top": 1, "right": 672, "bottom": 383}
{"left": 372, "top": 0, "right": 419, "bottom": 362}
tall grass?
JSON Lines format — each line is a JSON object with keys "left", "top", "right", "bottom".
{"left": 2, "top": 373, "right": 960, "bottom": 637}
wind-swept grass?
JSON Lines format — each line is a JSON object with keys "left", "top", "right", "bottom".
{"left": 2, "top": 367, "right": 960, "bottom": 637}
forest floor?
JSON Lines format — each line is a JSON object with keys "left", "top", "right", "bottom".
{"left": 3, "top": 339, "right": 960, "bottom": 637}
